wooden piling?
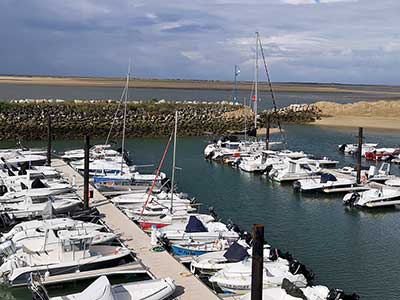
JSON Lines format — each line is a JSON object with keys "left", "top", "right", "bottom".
{"left": 251, "top": 224, "right": 264, "bottom": 300}
{"left": 46, "top": 115, "right": 52, "bottom": 166}
{"left": 83, "top": 135, "right": 90, "bottom": 210}
{"left": 265, "top": 115, "right": 270, "bottom": 150}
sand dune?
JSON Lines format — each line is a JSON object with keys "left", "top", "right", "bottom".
{"left": 313, "top": 100, "right": 400, "bottom": 130}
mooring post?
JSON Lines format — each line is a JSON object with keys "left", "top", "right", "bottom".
{"left": 46, "top": 115, "right": 52, "bottom": 166}
{"left": 265, "top": 115, "right": 270, "bottom": 150}
{"left": 356, "top": 127, "right": 363, "bottom": 184}
{"left": 251, "top": 224, "right": 264, "bottom": 300}
{"left": 83, "top": 134, "right": 90, "bottom": 210}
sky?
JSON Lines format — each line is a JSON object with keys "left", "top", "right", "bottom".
{"left": 0, "top": 0, "right": 399, "bottom": 84}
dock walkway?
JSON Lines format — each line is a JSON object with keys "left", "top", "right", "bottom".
{"left": 52, "top": 159, "right": 221, "bottom": 300}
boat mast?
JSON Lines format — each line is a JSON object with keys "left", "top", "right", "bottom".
{"left": 254, "top": 32, "right": 259, "bottom": 132}
{"left": 170, "top": 111, "right": 178, "bottom": 214}
{"left": 121, "top": 60, "right": 130, "bottom": 173}
{"left": 233, "top": 65, "right": 240, "bottom": 102}
{"left": 244, "top": 97, "right": 247, "bottom": 142}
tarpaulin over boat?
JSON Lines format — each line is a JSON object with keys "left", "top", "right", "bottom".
{"left": 223, "top": 242, "right": 249, "bottom": 262}
{"left": 185, "top": 216, "right": 207, "bottom": 233}
{"left": 320, "top": 173, "right": 337, "bottom": 183}
{"left": 76, "top": 276, "right": 115, "bottom": 300}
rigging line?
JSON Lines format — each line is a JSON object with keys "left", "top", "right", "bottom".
{"left": 121, "top": 59, "right": 131, "bottom": 173}
{"left": 140, "top": 132, "right": 173, "bottom": 217}
{"left": 105, "top": 84, "right": 127, "bottom": 146}
{"left": 257, "top": 34, "right": 285, "bottom": 138}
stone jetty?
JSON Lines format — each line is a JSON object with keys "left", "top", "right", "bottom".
{"left": 0, "top": 100, "right": 322, "bottom": 140}
{"left": 259, "top": 103, "right": 322, "bottom": 126}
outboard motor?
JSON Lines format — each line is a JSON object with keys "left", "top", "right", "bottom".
{"left": 0, "top": 213, "right": 14, "bottom": 230}
{"left": 338, "top": 144, "right": 347, "bottom": 153}
{"left": 344, "top": 192, "right": 360, "bottom": 207}
{"left": 28, "top": 273, "right": 50, "bottom": 300}
{"left": 289, "top": 260, "right": 315, "bottom": 282}
{"left": 208, "top": 206, "right": 218, "bottom": 221}
{"left": 281, "top": 278, "right": 307, "bottom": 300}
{"left": 327, "top": 289, "right": 360, "bottom": 300}
{"left": 292, "top": 180, "right": 301, "bottom": 192}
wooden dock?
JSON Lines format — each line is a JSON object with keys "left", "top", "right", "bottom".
{"left": 52, "top": 159, "right": 221, "bottom": 300}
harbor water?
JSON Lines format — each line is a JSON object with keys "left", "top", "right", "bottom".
{"left": 1, "top": 124, "right": 399, "bottom": 300}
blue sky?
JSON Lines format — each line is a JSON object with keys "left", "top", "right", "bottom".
{"left": 0, "top": 0, "right": 399, "bottom": 84}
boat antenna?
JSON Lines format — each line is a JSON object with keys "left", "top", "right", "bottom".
{"left": 257, "top": 33, "right": 284, "bottom": 139}
{"left": 120, "top": 58, "right": 131, "bottom": 173}
{"left": 170, "top": 111, "right": 178, "bottom": 214}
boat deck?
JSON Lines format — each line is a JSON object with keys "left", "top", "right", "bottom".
{"left": 52, "top": 159, "right": 221, "bottom": 300}
{"left": 40, "top": 263, "right": 146, "bottom": 286}
{"left": 321, "top": 168, "right": 386, "bottom": 193}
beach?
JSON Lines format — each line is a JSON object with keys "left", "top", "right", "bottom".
{"left": 2, "top": 75, "right": 400, "bottom": 95}
{"left": 312, "top": 100, "right": 400, "bottom": 131}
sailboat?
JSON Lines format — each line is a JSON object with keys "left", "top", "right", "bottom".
{"left": 87, "top": 63, "right": 166, "bottom": 191}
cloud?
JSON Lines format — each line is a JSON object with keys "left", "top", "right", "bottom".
{"left": 0, "top": 0, "right": 399, "bottom": 84}
{"left": 281, "top": 0, "right": 357, "bottom": 4}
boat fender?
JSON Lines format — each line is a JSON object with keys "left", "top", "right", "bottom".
{"left": 361, "top": 175, "right": 367, "bottom": 184}
{"left": 113, "top": 248, "right": 119, "bottom": 255}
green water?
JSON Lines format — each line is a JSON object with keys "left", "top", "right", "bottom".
{"left": 1, "top": 125, "right": 400, "bottom": 299}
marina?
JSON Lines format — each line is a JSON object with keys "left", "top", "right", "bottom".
{"left": 2, "top": 1, "right": 400, "bottom": 298}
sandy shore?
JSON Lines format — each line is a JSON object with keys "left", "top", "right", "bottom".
{"left": 2, "top": 75, "right": 400, "bottom": 94}
{"left": 312, "top": 100, "right": 400, "bottom": 131}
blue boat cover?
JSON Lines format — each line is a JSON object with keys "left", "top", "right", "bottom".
{"left": 185, "top": 216, "right": 208, "bottom": 233}
{"left": 320, "top": 173, "right": 337, "bottom": 183}
{"left": 223, "top": 242, "right": 249, "bottom": 262}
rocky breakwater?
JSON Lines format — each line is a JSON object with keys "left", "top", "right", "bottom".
{"left": 258, "top": 103, "right": 322, "bottom": 126}
{"left": 0, "top": 100, "right": 252, "bottom": 140}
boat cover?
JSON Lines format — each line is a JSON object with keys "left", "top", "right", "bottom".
{"left": 320, "top": 173, "right": 337, "bottom": 183}
{"left": 223, "top": 242, "right": 249, "bottom": 262}
{"left": 75, "top": 276, "right": 115, "bottom": 300}
{"left": 31, "top": 178, "right": 46, "bottom": 189}
{"left": 185, "top": 216, "right": 208, "bottom": 233}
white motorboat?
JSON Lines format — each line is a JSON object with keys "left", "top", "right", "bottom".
{"left": 30, "top": 275, "right": 176, "bottom": 300}
{"left": 0, "top": 196, "right": 81, "bottom": 219}
{"left": 0, "top": 150, "right": 47, "bottom": 167}
{"left": 338, "top": 143, "right": 377, "bottom": 155}
{"left": 157, "top": 216, "right": 239, "bottom": 244}
{"left": 209, "top": 259, "right": 310, "bottom": 294}
{"left": 366, "top": 163, "right": 396, "bottom": 183}
{"left": 0, "top": 226, "right": 116, "bottom": 257}
{"left": 385, "top": 177, "right": 400, "bottom": 187}
{"left": 293, "top": 173, "right": 356, "bottom": 192}
{"left": 0, "top": 234, "right": 134, "bottom": 287}
{"left": 190, "top": 242, "right": 287, "bottom": 275}
{"left": 0, "top": 177, "right": 73, "bottom": 202}
{"left": 240, "top": 280, "right": 360, "bottom": 300}
{"left": 269, "top": 159, "right": 321, "bottom": 182}
{"left": 277, "top": 150, "right": 307, "bottom": 160}
{"left": 239, "top": 151, "right": 282, "bottom": 173}
{"left": 343, "top": 187, "right": 400, "bottom": 208}
{"left": 61, "top": 144, "right": 121, "bottom": 161}
{"left": 0, "top": 217, "right": 104, "bottom": 243}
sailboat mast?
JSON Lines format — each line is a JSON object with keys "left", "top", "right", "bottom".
{"left": 234, "top": 65, "right": 239, "bottom": 102}
{"left": 244, "top": 97, "right": 247, "bottom": 142}
{"left": 170, "top": 111, "right": 178, "bottom": 214}
{"left": 254, "top": 32, "right": 259, "bottom": 131}
{"left": 121, "top": 61, "right": 130, "bottom": 173}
